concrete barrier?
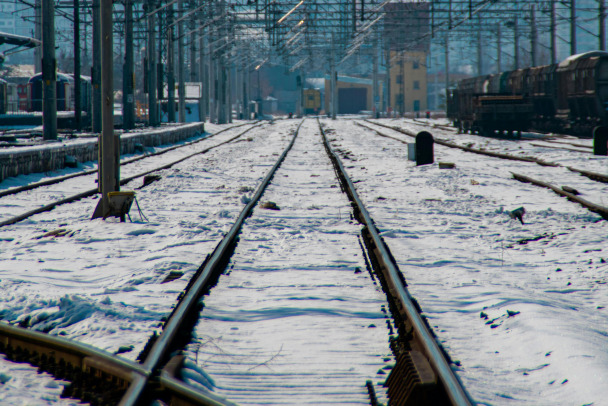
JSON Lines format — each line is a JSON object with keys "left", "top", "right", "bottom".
{"left": 0, "top": 123, "right": 205, "bottom": 183}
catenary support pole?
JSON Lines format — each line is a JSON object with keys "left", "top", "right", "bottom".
{"left": 123, "top": 0, "right": 134, "bottom": 129}
{"left": 372, "top": 35, "right": 378, "bottom": 118}
{"left": 496, "top": 24, "right": 501, "bottom": 72}
{"left": 551, "top": 0, "right": 557, "bottom": 64}
{"left": 167, "top": 3, "right": 176, "bottom": 123}
{"left": 570, "top": 0, "right": 577, "bottom": 55}
{"left": 444, "top": 32, "right": 449, "bottom": 104}
{"left": 530, "top": 5, "right": 537, "bottom": 67}
{"left": 209, "top": 39, "right": 216, "bottom": 123}
{"left": 74, "top": 0, "right": 81, "bottom": 131}
{"left": 147, "top": 0, "right": 158, "bottom": 126}
{"left": 42, "top": 0, "right": 57, "bottom": 141}
{"left": 92, "top": 0, "right": 101, "bottom": 132}
{"left": 178, "top": 0, "right": 186, "bottom": 123}
{"left": 513, "top": 16, "right": 519, "bottom": 70}
{"left": 477, "top": 14, "right": 482, "bottom": 75}
{"left": 35, "top": 0, "right": 41, "bottom": 73}
{"left": 92, "top": 0, "right": 118, "bottom": 219}
{"left": 600, "top": 0, "right": 606, "bottom": 51}
{"left": 200, "top": 32, "right": 207, "bottom": 122}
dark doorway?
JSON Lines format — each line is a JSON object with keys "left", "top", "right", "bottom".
{"left": 338, "top": 88, "right": 367, "bottom": 114}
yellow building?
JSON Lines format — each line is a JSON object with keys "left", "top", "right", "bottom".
{"left": 389, "top": 51, "right": 428, "bottom": 114}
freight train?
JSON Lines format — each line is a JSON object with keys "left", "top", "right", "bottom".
{"left": 447, "top": 51, "right": 608, "bottom": 137}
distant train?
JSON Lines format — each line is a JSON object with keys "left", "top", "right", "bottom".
{"left": 447, "top": 51, "right": 608, "bottom": 137}
{"left": 27, "top": 73, "right": 92, "bottom": 113}
{"left": 303, "top": 88, "right": 321, "bottom": 115}
{"left": 0, "top": 73, "right": 93, "bottom": 116}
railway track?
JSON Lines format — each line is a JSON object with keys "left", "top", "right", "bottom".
{"left": 407, "top": 118, "right": 596, "bottom": 153}
{"left": 0, "top": 122, "right": 254, "bottom": 200}
{"left": 0, "top": 122, "right": 264, "bottom": 227}
{"left": 360, "top": 120, "right": 608, "bottom": 220}
{"left": 321, "top": 119, "right": 608, "bottom": 405}
{"left": 0, "top": 118, "right": 473, "bottom": 405}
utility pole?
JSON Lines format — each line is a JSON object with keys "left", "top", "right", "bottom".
{"left": 123, "top": 0, "right": 135, "bottom": 129}
{"left": 178, "top": 0, "right": 186, "bottom": 123}
{"left": 42, "top": 0, "right": 57, "bottom": 140}
{"left": 571, "top": 0, "right": 577, "bottom": 55}
{"left": 530, "top": 5, "right": 537, "bottom": 67}
{"left": 147, "top": 0, "right": 158, "bottom": 126}
{"left": 551, "top": 0, "right": 557, "bottom": 64}
{"left": 600, "top": 0, "right": 606, "bottom": 51}
{"left": 92, "top": 0, "right": 101, "bottom": 132}
{"left": 92, "top": 0, "right": 118, "bottom": 220}
{"left": 74, "top": 0, "right": 81, "bottom": 131}
{"left": 167, "top": 3, "right": 175, "bottom": 123}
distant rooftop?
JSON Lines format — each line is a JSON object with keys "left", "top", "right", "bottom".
{"left": 1, "top": 64, "right": 35, "bottom": 78}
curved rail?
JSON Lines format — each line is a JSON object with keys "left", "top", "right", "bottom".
{"left": 0, "top": 123, "right": 264, "bottom": 228}
{"left": 0, "top": 322, "right": 149, "bottom": 404}
{"left": 319, "top": 119, "right": 474, "bottom": 406}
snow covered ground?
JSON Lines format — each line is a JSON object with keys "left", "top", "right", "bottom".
{"left": 0, "top": 117, "right": 607, "bottom": 405}
{"left": 183, "top": 119, "right": 392, "bottom": 405}
{"left": 324, "top": 118, "right": 608, "bottom": 405}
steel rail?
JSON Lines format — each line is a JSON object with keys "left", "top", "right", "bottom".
{"left": 319, "top": 119, "right": 474, "bottom": 406}
{"left": 530, "top": 143, "right": 591, "bottom": 153}
{"left": 511, "top": 172, "right": 608, "bottom": 220}
{"left": 0, "top": 122, "right": 254, "bottom": 199}
{"left": 0, "top": 322, "right": 149, "bottom": 402}
{"left": 362, "top": 119, "right": 608, "bottom": 188}
{"left": 118, "top": 120, "right": 305, "bottom": 406}
{"left": 158, "top": 355, "right": 238, "bottom": 406}
{"left": 0, "top": 123, "right": 264, "bottom": 228}
{"left": 361, "top": 120, "right": 560, "bottom": 167}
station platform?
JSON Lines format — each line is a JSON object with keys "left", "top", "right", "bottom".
{"left": 0, "top": 122, "right": 205, "bottom": 183}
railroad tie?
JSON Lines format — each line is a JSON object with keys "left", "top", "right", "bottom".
{"left": 384, "top": 350, "right": 437, "bottom": 406}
